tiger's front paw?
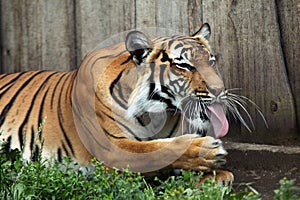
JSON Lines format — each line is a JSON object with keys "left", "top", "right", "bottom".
{"left": 170, "top": 135, "right": 227, "bottom": 172}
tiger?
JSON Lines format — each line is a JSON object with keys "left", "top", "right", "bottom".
{"left": 0, "top": 23, "right": 234, "bottom": 183}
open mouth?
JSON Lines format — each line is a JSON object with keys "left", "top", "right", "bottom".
{"left": 181, "top": 97, "right": 229, "bottom": 138}
{"left": 207, "top": 103, "right": 229, "bottom": 138}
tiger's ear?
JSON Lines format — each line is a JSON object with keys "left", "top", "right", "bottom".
{"left": 126, "top": 31, "right": 153, "bottom": 64}
{"left": 192, "top": 23, "right": 211, "bottom": 40}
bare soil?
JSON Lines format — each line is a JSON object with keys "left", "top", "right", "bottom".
{"left": 224, "top": 142, "right": 300, "bottom": 199}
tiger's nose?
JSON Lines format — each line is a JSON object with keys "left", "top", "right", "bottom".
{"left": 207, "top": 85, "right": 224, "bottom": 97}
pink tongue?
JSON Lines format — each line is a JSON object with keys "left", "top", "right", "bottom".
{"left": 207, "top": 104, "right": 229, "bottom": 138}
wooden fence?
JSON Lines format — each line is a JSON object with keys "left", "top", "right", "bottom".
{"left": 0, "top": 0, "right": 299, "bottom": 144}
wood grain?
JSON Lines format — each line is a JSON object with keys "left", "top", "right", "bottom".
{"left": 0, "top": 0, "right": 76, "bottom": 73}
{"left": 225, "top": 0, "right": 297, "bottom": 143}
{"left": 75, "top": 0, "right": 135, "bottom": 63}
{"left": 0, "top": 0, "right": 299, "bottom": 142}
{"left": 276, "top": 0, "right": 300, "bottom": 129}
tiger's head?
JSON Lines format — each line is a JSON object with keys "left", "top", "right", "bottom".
{"left": 125, "top": 24, "right": 229, "bottom": 138}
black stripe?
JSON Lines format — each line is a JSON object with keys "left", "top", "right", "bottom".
{"left": 95, "top": 91, "right": 118, "bottom": 116}
{"left": 62, "top": 143, "right": 70, "bottom": 157}
{"left": 57, "top": 148, "right": 62, "bottom": 162}
{"left": 65, "top": 72, "right": 76, "bottom": 107}
{"left": 159, "top": 64, "right": 166, "bottom": 86}
{"left": 148, "top": 63, "right": 156, "bottom": 97}
{"left": 151, "top": 93, "right": 177, "bottom": 111}
{"left": 102, "top": 125, "right": 139, "bottom": 140}
{"left": 30, "top": 127, "right": 35, "bottom": 153}
{"left": 51, "top": 73, "right": 68, "bottom": 109}
{"left": 167, "top": 39, "right": 176, "bottom": 48}
{"left": 181, "top": 47, "right": 193, "bottom": 54}
{"left": 177, "top": 63, "right": 194, "bottom": 71}
{"left": 18, "top": 72, "right": 57, "bottom": 150}
{"left": 134, "top": 136, "right": 142, "bottom": 141}
{"left": 166, "top": 114, "right": 181, "bottom": 138}
{"left": 89, "top": 50, "right": 128, "bottom": 81}
{"left": 148, "top": 83, "right": 155, "bottom": 100}
{"left": 0, "top": 71, "right": 44, "bottom": 128}
{"left": 152, "top": 63, "right": 175, "bottom": 99}
{"left": 136, "top": 115, "right": 146, "bottom": 127}
{"left": 90, "top": 51, "right": 130, "bottom": 112}
{"left": 109, "top": 70, "right": 124, "bottom": 95}
{"left": 57, "top": 73, "right": 75, "bottom": 156}
{"left": 153, "top": 50, "right": 163, "bottom": 60}
{"left": 102, "top": 128, "right": 127, "bottom": 139}
{"left": 161, "top": 50, "right": 173, "bottom": 64}
{"left": 0, "top": 74, "right": 8, "bottom": 79}
{"left": 148, "top": 63, "right": 176, "bottom": 108}
{"left": 0, "top": 73, "right": 28, "bottom": 100}
{"left": 30, "top": 126, "right": 40, "bottom": 162}
{"left": 0, "top": 83, "right": 15, "bottom": 99}
{"left": 0, "top": 106, "right": 10, "bottom": 128}
{"left": 169, "top": 67, "right": 188, "bottom": 93}
{"left": 109, "top": 70, "right": 127, "bottom": 109}
{"left": 149, "top": 81, "right": 176, "bottom": 109}
{"left": 161, "top": 85, "right": 175, "bottom": 100}
{"left": 58, "top": 131, "right": 74, "bottom": 157}
{"left": 71, "top": 82, "right": 84, "bottom": 119}
{"left": 169, "top": 68, "right": 181, "bottom": 76}
{"left": 0, "top": 72, "right": 26, "bottom": 91}
{"left": 38, "top": 87, "right": 50, "bottom": 141}
{"left": 31, "top": 145, "right": 39, "bottom": 162}
{"left": 94, "top": 98, "right": 139, "bottom": 139}
{"left": 121, "top": 55, "right": 132, "bottom": 65}
{"left": 116, "top": 82, "right": 128, "bottom": 105}
{"left": 174, "top": 42, "right": 184, "bottom": 49}
{"left": 64, "top": 74, "right": 73, "bottom": 105}
{"left": 98, "top": 109, "right": 138, "bottom": 138}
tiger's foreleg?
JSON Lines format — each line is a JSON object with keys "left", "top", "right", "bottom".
{"left": 108, "top": 134, "right": 233, "bottom": 184}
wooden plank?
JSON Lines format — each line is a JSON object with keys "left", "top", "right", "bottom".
{"left": 187, "top": 0, "right": 203, "bottom": 35}
{"left": 201, "top": 0, "right": 244, "bottom": 138}
{"left": 75, "top": 0, "right": 135, "bottom": 63}
{"left": 135, "top": 0, "right": 203, "bottom": 39}
{"left": 0, "top": 0, "right": 76, "bottom": 73}
{"left": 201, "top": 0, "right": 240, "bottom": 99}
{"left": 136, "top": 0, "right": 156, "bottom": 28}
{"left": 155, "top": 0, "right": 190, "bottom": 35}
{"left": 276, "top": 0, "right": 300, "bottom": 130}
{"left": 203, "top": 0, "right": 297, "bottom": 143}
{"left": 76, "top": 0, "right": 194, "bottom": 57}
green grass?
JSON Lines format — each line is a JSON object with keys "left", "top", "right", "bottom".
{"left": 0, "top": 143, "right": 299, "bottom": 199}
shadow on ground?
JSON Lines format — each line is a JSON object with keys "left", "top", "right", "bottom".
{"left": 224, "top": 142, "right": 300, "bottom": 199}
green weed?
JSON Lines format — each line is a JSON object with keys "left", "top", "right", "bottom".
{"left": 274, "top": 178, "right": 300, "bottom": 200}
{"left": 0, "top": 138, "right": 299, "bottom": 199}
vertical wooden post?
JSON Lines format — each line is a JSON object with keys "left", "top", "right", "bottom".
{"left": 276, "top": 0, "right": 300, "bottom": 130}
{"left": 75, "top": 0, "right": 135, "bottom": 64}
{"left": 203, "top": 0, "right": 297, "bottom": 143}
{"left": 0, "top": 0, "right": 76, "bottom": 73}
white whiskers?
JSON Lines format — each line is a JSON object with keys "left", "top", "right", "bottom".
{"left": 226, "top": 91, "right": 268, "bottom": 131}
